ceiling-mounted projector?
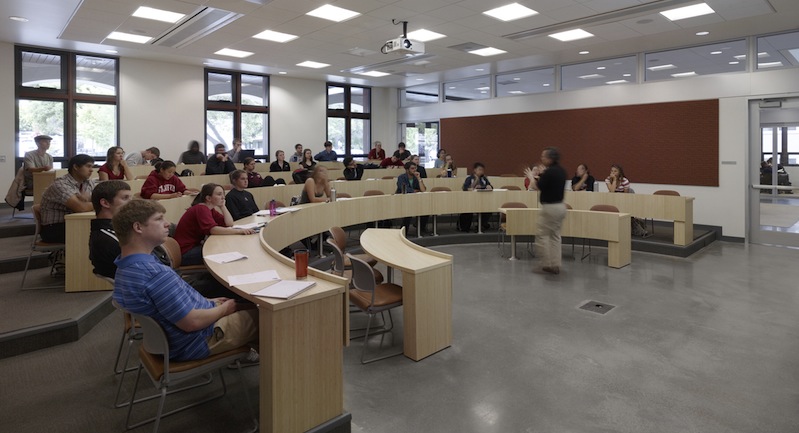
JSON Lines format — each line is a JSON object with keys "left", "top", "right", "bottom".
{"left": 383, "top": 37, "right": 425, "bottom": 55}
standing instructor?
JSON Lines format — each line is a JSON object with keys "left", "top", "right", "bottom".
{"left": 534, "top": 147, "right": 567, "bottom": 275}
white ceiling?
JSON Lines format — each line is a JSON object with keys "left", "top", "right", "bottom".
{"left": 2, "top": 0, "right": 799, "bottom": 88}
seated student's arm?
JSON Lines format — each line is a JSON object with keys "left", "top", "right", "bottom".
{"left": 417, "top": 173, "right": 426, "bottom": 192}
{"left": 176, "top": 299, "right": 236, "bottom": 332}
{"left": 483, "top": 177, "right": 493, "bottom": 190}
{"left": 121, "top": 160, "right": 134, "bottom": 181}
{"left": 303, "top": 178, "right": 327, "bottom": 203}
{"left": 605, "top": 177, "right": 617, "bottom": 192}
{"left": 462, "top": 177, "right": 472, "bottom": 191}
{"left": 65, "top": 193, "right": 94, "bottom": 213}
{"left": 98, "top": 171, "right": 109, "bottom": 181}
{"left": 225, "top": 197, "right": 243, "bottom": 221}
{"left": 25, "top": 154, "right": 52, "bottom": 172}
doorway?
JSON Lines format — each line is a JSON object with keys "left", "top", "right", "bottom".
{"left": 749, "top": 98, "right": 799, "bottom": 246}
{"left": 402, "top": 122, "right": 439, "bottom": 168}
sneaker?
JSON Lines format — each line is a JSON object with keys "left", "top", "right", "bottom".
{"left": 228, "top": 348, "right": 259, "bottom": 369}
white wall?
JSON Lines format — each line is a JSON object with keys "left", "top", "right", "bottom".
{"left": 371, "top": 87, "right": 398, "bottom": 154}
{"left": 119, "top": 58, "right": 205, "bottom": 161}
{"left": 398, "top": 68, "right": 799, "bottom": 239}
{"left": 0, "top": 42, "right": 16, "bottom": 189}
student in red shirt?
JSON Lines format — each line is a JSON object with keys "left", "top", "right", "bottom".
{"left": 380, "top": 155, "right": 405, "bottom": 168}
{"left": 140, "top": 161, "right": 199, "bottom": 199}
{"left": 172, "top": 183, "right": 255, "bottom": 266}
{"left": 368, "top": 141, "right": 385, "bottom": 160}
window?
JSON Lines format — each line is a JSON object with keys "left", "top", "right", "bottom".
{"left": 403, "top": 122, "right": 439, "bottom": 167}
{"left": 16, "top": 47, "right": 118, "bottom": 161}
{"left": 645, "top": 40, "right": 747, "bottom": 82}
{"left": 757, "top": 30, "right": 799, "bottom": 71}
{"left": 401, "top": 83, "right": 440, "bottom": 107}
{"left": 327, "top": 84, "right": 371, "bottom": 157}
{"left": 562, "top": 56, "right": 637, "bottom": 91}
{"left": 496, "top": 68, "right": 554, "bottom": 97}
{"left": 762, "top": 126, "right": 799, "bottom": 166}
{"left": 205, "top": 70, "right": 269, "bottom": 156}
{"left": 444, "top": 76, "right": 491, "bottom": 102}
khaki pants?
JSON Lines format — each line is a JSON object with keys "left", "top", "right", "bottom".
{"left": 536, "top": 203, "right": 567, "bottom": 268}
{"left": 207, "top": 309, "right": 259, "bottom": 355}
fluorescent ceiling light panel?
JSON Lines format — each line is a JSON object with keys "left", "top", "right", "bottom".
{"left": 132, "top": 6, "right": 185, "bottom": 23}
{"left": 789, "top": 49, "right": 799, "bottom": 63}
{"left": 549, "top": 29, "right": 594, "bottom": 42}
{"left": 758, "top": 61, "right": 783, "bottom": 68}
{"left": 359, "top": 71, "right": 390, "bottom": 77}
{"left": 215, "top": 48, "right": 254, "bottom": 58}
{"left": 671, "top": 71, "right": 697, "bottom": 77}
{"left": 253, "top": 29, "right": 298, "bottom": 43}
{"left": 606, "top": 80, "right": 628, "bottom": 84}
{"left": 406, "top": 29, "right": 446, "bottom": 42}
{"left": 306, "top": 4, "right": 360, "bottom": 22}
{"left": 106, "top": 31, "right": 152, "bottom": 44}
{"left": 483, "top": 3, "right": 538, "bottom": 22}
{"left": 660, "top": 3, "right": 715, "bottom": 21}
{"left": 469, "top": 47, "right": 506, "bottom": 56}
{"left": 647, "top": 63, "right": 676, "bottom": 71}
{"left": 297, "top": 60, "right": 330, "bottom": 68}
{"left": 710, "top": 51, "right": 722, "bottom": 55}
{"left": 508, "top": 90, "right": 525, "bottom": 94}
{"left": 578, "top": 74, "right": 604, "bottom": 79}
{"left": 475, "top": 86, "right": 490, "bottom": 91}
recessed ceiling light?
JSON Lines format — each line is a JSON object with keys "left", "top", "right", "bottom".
{"left": 106, "top": 31, "right": 152, "bottom": 44}
{"left": 543, "top": 83, "right": 550, "bottom": 86}
{"left": 416, "top": 78, "right": 424, "bottom": 81}
{"left": 483, "top": 3, "right": 538, "bottom": 22}
{"left": 597, "top": 66, "right": 606, "bottom": 70}
{"left": 758, "top": 61, "right": 783, "bottom": 68}
{"left": 513, "top": 77, "right": 521, "bottom": 81}
{"left": 671, "top": 71, "right": 697, "bottom": 78}
{"left": 278, "top": 71, "right": 288, "bottom": 75}
{"left": 696, "top": 31, "right": 709, "bottom": 36}
{"left": 606, "top": 80, "right": 628, "bottom": 85}
{"left": 549, "top": 29, "right": 594, "bottom": 42}
{"left": 469, "top": 47, "right": 507, "bottom": 56}
{"left": 359, "top": 71, "right": 390, "bottom": 77}
{"left": 729, "top": 61, "right": 739, "bottom": 65}
{"left": 132, "top": 6, "right": 185, "bottom": 23}
{"left": 710, "top": 51, "right": 722, "bottom": 55}
{"left": 758, "top": 52, "right": 769, "bottom": 58}
{"left": 406, "top": 29, "right": 446, "bottom": 42}
{"left": 253, "top": 30, "right": 298, "bottom": 43}
{"left": 480, "top": 91, "right": 488, "bottom": 94}
{"left": 578, "top": 74, "right": 605, "bottom": 79}
{"left": 297, "top": 60, "right": 330, "bottom": 69}
{"left": 475, "top": 68, "right": 485, "bottom": 71}
{"left": 733, "top": 54, "right": 747, "bottom": 60}
{"left": 448, "top": 86, "right": 456, "bottom": 89}
{"left": 306, "top": 4, "right": 360, "bottom": 23}
{"left": 647, "top": 63, "right": 676, "bottom": 71}
{"left": 105, "top": 49, "right": 118, "bottom": 54}
{"left": 475, "top": 86, "right": 490, "bottom": 91}
{"left": 9, "top": 16, "right": 28, "bottom": 22}
{"left": 508, "top": 90, "right": 525, "bottom": 94}
{"left": 660, "top": 3, "right": 714, "bottom": 21}
{"left": 215, "top": 48, "right": 254, "bottom": 58}
{"left": 623, "top": 73, "right": 632, "bottom": 77}
{"left": 579, "top": 50, "right": 590, "bottom": 55}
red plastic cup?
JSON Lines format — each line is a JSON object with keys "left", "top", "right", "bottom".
{"left": 294, "top": 249, "right": 309, "bottom": 279}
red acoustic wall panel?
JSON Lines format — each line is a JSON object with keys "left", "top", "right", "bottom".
{"left": 439, "top": 99, "right": 719, "bottom": 187}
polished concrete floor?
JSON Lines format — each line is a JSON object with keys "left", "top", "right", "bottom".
{"left": 2, "top": 241, "right": 799, "bottom": 433}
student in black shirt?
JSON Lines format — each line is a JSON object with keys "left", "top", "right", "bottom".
{"left": 393, "top": 142, "right": 411, "bottom": 162}
{"left": 206, "top": 143, "right": 236, "bottom": 175}
{"left": 411, "top": 155, "right": 427, "bottom": 178}
{"left": 535, "top": 147, "right": 567, "bottom": 275}
{"left": 458, "top": 162, "right": 493, "bottom": 232}
{"left": 396, "top": 161, "right": 428, "bottom": 235}
{"left": 571, "top": 163, "right": 595, "bottom": 191}
{"left": 269, "top": 150, "right": 291, "bottom": 172}
{"left": 225, "top": 170, "right": 260, "bottom": 221}
{"left": 342, "top": 157, "right": 363, "bottom": 180}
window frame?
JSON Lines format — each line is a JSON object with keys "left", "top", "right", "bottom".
{"left": 204, "top": 68, "right": 270, "bottom": 159}
{"left": 326, "top": 84, "right": 372, "bottom": 158}
{"left": 15, "top": 45, "right": 119, "bottom": 164}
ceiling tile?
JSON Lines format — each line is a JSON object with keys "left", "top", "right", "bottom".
{"left": 423, "top": 4, "right": 478, "bottom": 21}
{"left": 545, "top": 3, "right": 604, "bottom": 21}
{"left": 581, "top": 0, "right": 644, "bottom": 14}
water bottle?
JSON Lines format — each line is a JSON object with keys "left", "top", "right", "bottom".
{"left": 447, "top": 168, "right": 453, "bottom": 178}
{"left": 330, "top": 188, "right": 337, "bottom": 202}
{"left": 269, "top": 199, "right": 277, "bottom": 217}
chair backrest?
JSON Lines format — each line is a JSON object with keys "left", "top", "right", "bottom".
{"left": 336, "top": 177, "right": 346, "bottom": 181}
{"left": 501, "top": 185, "right": 522, "bottom": 191}
{"left": 328, "top": 226, "right": 347, "bottom": 251}
{"left": 500, "top": 173, "right": 516, "bottom": 177}
{"left": 326, "top": 238, "right": 346, "bottom": 275}
{"left": 653, "top": 190, "right": 680, "bottom": 196}
{"left": 500, "top": 202, "right": 528, "bottom": 209}
{"left": 347, "top": 253, "right": 377, "bottom": 305}
{"left": 590, "top": 204, "right": 619, "bottom": 213}
{"left": 363, "top": 190, "right": 384, "bottom": 197}
{"left": 430, "top": 186, "right": 451, "bottom": 192}
{"left": 135, "top": 175, "right": 148, "bottom": 180}
{"left": 381, "top": 175, "right": 395, "bottom": 180}
{"left": 336, "top": 192, "right": 352, "bottom": 198}
{"left": 161, "top": 237, "right": 182, "bottom": 269}
{"left": 130, "top": 313, "right": 170, "bottom": 359}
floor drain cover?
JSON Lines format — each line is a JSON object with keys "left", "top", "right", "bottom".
{"left": 578, "top": 301, "right": 616, "bottom": 315}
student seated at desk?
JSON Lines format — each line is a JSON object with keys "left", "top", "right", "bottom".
{"left": 396, "top": 161, "right": 429, "bottom": 235}
{"left": 112, "top": 199, "right": 259, "bottom": 362}
{"left": 99, "top": 146, "right": 133, "bottom": 181}
{"left": 206, "top": 143, "right": 236, "bottom": 175}
{"left": 439, "top": 154, "right": 458, "bottom": 178}
{"left": 433, "top": 149, "right": 447, "bottom": 169}
{"left": 269, "top": 150, "right": 291, "bottom": 172}
{"left": 368, "top": 141, "right": 385, "bottom": 160}
{"left": 140, "top": 161, "right": 199, "bottom": 199}
{"left": 225, "top": 170, "right": 260, "bottom": 221}
{"left": 571, "top": 163, "right": 595, "bottom": 192}
{"left": 458, "top": 162, "right": 493, "bottom": 232}
{"left": 242, "top": 157, "right": 282, "bottom": 188}
{"left": 314, "top": 141, "right": 338, "bottom": 162}
{"left": 605, "top": 164, "right": 631, "bottom": 193}
{"left": 411, "top": 154, "right": 427, "bottom": 178}
{"left": 380, "top": 155, "right": 405, "bottom": 168}
{"left": 300, "top": 166, "right": 331, "bottom": 204}
{"left": 342, "top": 157, "right": 364, "bottom": 180}
{"left": 393, "top": 142, "right": 411, "bottom": 162}
{"left": 299, "top": 149, "right": 316, "bottom": 170}
{"left": 173, "top": 183, "right": 255, "bottom": 266}
{"left": 177, "top": 140, "right": 207, "bottom": 165}
{"left": 40, "top": 154, "right": 96, "bottom": 243}
{"left": 289, "top": 143, "right": 303, "bottom": 163}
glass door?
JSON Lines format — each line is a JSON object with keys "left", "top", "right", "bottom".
{"left": 749, "top": 99, "right": 799, "bottom": 246}
{"left": 402, "top": 122, "right": 439, "bottom": 167}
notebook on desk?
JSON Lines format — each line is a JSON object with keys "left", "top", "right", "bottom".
{"left": 253, "top": 280, "right": 316, "bottom": 299}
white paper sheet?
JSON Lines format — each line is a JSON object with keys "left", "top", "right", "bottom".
{"left": 204, "top": 252, "right": 248, "bottom": 264}
{"left": 227, "top": 270, "right": 280, "bottom": 286}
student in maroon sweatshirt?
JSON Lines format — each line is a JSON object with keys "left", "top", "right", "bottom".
{"left": 140, "top": 160, "right": 199, "bottom": 199}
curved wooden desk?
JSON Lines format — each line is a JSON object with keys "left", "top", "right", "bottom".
{"left": 359, "top": 228, "right": 453, "bottom": 361}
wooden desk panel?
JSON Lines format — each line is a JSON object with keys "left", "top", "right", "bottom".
{"left": 360, "top": 228, "right": 453, "bottom": 361}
